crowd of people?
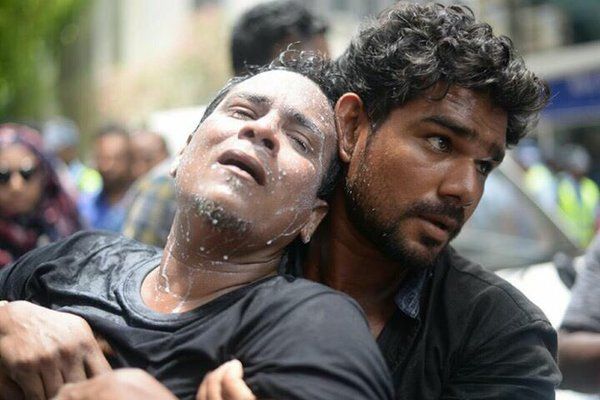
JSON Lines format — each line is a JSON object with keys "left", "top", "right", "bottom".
{"left": 0, "top": 1, "right": 599, "bottom": 399}
{"left": 0, "top": 119, "right": 169, "bottom": 267}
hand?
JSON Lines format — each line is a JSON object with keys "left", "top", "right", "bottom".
{"left": 0, "top": 301, "right": 111, "bottom": 399}
{"left": 196, "top": 359, "right": 257, "bottom": 400}
{"left": 52, "top": 369, "right": 177, "bottom": 400}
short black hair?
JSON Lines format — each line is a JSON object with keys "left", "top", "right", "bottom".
{"left": 336, "top": 2, "right": 550, "bottom": 147}
{"left": 198, "top": 50, "right": 341, "bottom": 200}
{"left": 231, "top": 1, "right": 328, "bottom": 75}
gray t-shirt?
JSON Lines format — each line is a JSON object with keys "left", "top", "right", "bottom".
{"left": 561, "top": 234, "right": 600, "bottom": 332}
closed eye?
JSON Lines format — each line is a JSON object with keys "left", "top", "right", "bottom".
{"left": 230, "top": 107, "right": 255, "bottom": 120}
{"left": 288, "top": 134, "right": 311, "bottom": 154}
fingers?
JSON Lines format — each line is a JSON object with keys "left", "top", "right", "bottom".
{"left": 222, "top": 360, "right": 256, "bottom": 400}
{"left": 83, "top": 343, "right": 112, "bottom": 377}
{"left": 197, "top": 360, "right": 256, "bottom": 400}
{"left": 12, "top": 370, "right": 45, "bottom": 400}
{"left": 0, "top": 369, "right": 24, "bottom": 400}
{"left": 40, "top": 362, "right": 65, "bottom": 399}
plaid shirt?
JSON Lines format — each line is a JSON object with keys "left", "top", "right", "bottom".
{"left": 122, "top": 160, "right": 176, "bottom": 247}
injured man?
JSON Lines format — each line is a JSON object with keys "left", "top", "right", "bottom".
{"left": 0, "top": 53, "right": 393, "bottom": 400}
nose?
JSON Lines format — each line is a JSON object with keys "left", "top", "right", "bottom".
{"left": 8, "top": 172, "right": 25, "bottom": 191}
{"left": 238, "top": 118, "right": 280, "bottom": 156}
{"left": 438, "top": 160, "right": 481, "bottom": 209}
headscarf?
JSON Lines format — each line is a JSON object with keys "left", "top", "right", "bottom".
{"left": 0, "top": 123, "right": 82, "bottom": 266}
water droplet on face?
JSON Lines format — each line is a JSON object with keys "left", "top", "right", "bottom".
{"left": 211, "top": 164, "right": 218, "bottom": 170}
{"left": 266, "top": 239, "right": 273, "bottom": 245}
{"left": 212, "top": 219, "right": 218, "bottom": 225}
{"left": 199, "top": 246, "right": 205, "bottom": 251}
{"left": 223, "top": 255, "right": 229, "bottom": 260}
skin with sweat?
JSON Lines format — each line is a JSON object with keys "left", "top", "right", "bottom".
{"left": 141, "top": 70, "right": 336, "bottom": 314}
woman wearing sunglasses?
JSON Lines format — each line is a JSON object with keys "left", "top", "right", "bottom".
{"left": 0, "top": 123, "right": 82, "bottom": 267}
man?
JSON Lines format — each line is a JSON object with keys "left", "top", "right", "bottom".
{"left": 0, "top": 56, "right": 392, "bottom": 400}
{"left": 199, "top": 3, "right": 560, "bottom": 399}
{"left": 43, "top": 117, "right": 102, "bottom": 199}
{"left": 231, "top": 0, "right": 329, "bottom": 75}
{"left": 558, "top": 232, "right": 600, "bottom": 393}
{"left": 122, "top": 0, "right": 330, "bottom": 248}
{"left": 79, "top": 124, "right": 133, "bottom": 231}
{"left": 5, "top": 3, "right": 561, "bottom": 399}
{"left": 555, "top": 144, "right": 599, "bottom": 247}
{"left": 130, "top": 130, "right": 170, "bottom": 181}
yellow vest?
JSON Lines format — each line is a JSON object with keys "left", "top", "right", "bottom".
{"left": 557, "top": 176, "right": 599, "bottom": 247}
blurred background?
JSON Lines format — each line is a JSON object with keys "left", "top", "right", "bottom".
{"left": 2, "top": 0, "right": 599, "bottom": 156}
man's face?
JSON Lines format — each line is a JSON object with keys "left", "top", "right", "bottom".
{"left": 344, "top": 85, "right": 507, "bottom": 270}
{"left": 131, "top": 132, "right": 168, "bottom": 180}
{"left": 94, "top": 133, "right": 131, "bottom": 191}
{"left": 175, "top": 70, "right": 335, "bottom": 249}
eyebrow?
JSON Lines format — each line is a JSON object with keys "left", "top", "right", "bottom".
{"left": 230, "top": 91, "right": 325, "bottom": 141}
{"left": 423, "top": 115, "right": 505, "bottom": 162}
{"left": 284, "top": 108, "right": 325, "bottom": 140}
{"left": 234, "top": 92, "right": 272, "bottom": 106}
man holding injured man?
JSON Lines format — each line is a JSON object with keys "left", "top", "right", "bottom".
{"left": 0, "top": 54, "right": 393, "bottom": 400}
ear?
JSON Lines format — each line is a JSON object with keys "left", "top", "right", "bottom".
{"left": 335, "top": 93, "right": 369, "bottom": 163}
{"left": 170, "top": 133, "right": 195, "bottom": 178}
{"left": 299, "top": 199, "right": 328, "bottom": 244}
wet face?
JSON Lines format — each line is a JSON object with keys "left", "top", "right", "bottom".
{"left": 0, "top": 143, "right": 45, "bottom": 216}
{"left": 131, "top": 132, "right": 169, "bottom": 180}
{"left": 343, "top": 85, "right": 507, "bottom": 269}
{"left": 94, "top": 133, "right": 131, "bottom": 190}
{"left": 174, "top": 70, "right": 336, "bottom": 251}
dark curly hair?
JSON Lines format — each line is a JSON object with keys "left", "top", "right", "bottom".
{"left": 231, "top": 1, "right": 328, "bottom": 75}
{"left": 336, "top": 2, "right": 550, "bottom": 146}
{"left": 198, "top": 50, "right": 342, "bottom": 199}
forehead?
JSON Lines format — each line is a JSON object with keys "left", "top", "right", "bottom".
{"left": 0, "top": 143, "right": 35, "bottom": 158}
{"left": 402, "top": 85, "right": 507, "bottom": 147}
{"left": 226, "top": 71, "right": 332, "bottom": 118}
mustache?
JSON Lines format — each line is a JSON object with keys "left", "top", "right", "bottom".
{"left": 403, "top": 200, "right": 465, "bottom": 229}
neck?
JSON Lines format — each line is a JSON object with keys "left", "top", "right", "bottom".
{"left": 103, "top": 184, "right": 129, "bottom": 205}
{"left": 142, "top": 212, "right": 281, "bottom": 313}
{"left": 306, "top": 185, "right": 408, "bottom": 335}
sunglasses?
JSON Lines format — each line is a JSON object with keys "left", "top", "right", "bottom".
{"left": 0, "top": 165, "right": 40, "bottom": 185}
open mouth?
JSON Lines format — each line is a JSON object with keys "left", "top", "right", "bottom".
{"left": 217, "top": 150, "right": 266, "bottom": 186}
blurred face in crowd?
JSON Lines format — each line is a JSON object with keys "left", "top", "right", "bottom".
{"left": 131, "top": 131, "right": 169, "bottom": 180}
{"left": 173, "top": 70, "right": 335, "bottom": 255}
{"left": 0, "top": 143, "right": 45, "bottom": 216}
{"left": 94, "top": 132, "right": 132, "bottom": 192}
{"left": 342, "top": 85, "right": 507, "bottom": 270}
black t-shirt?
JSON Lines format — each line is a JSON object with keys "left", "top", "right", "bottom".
{"left": 378, "top": 247, "right": 560, "bottom": 399}
{"left": 0, "top": 231, "right": 393, "bottom": 400}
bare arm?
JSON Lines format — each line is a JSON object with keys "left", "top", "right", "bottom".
{"left": 558, "top": 330, "right": 600, "bottom": 393}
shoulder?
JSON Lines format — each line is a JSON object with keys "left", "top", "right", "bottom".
{"left": 439, "top": 247, "right": 550, "bottom": 326}
{"left": 241, "top": 276, "right": 368, "bottom": 328}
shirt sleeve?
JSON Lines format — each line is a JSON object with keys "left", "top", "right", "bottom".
{"left": 238, "top": 288, "right": 394, "bottom": 400}
{"left": 444, "top": 303, "right": 560, "bottom": 399}
{"left": 0, "top": 238, "right": 63, "bottom": 300}
{"left": 561, "top": 235, "right": 600, "bottom": 332}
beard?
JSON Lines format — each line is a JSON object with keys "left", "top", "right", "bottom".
{"left": 191, "top": 196, "right": 250, "bottom": 234}
{"left": 343, "top": 159, "right": 464, "bottom": 272}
